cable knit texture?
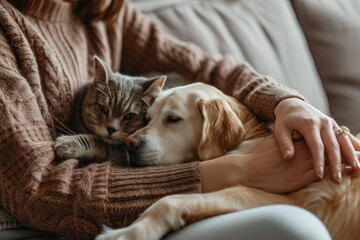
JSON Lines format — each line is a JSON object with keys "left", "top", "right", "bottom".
{"left": 0, "top": 0, "right": 303, "bottom": 239}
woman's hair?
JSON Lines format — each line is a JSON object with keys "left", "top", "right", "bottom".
{"left": 9, "top": 0, "right": 124, "bottom": 23}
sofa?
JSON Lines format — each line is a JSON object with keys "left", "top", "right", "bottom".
{"left": 1, "top": 0, "right": 359, "bottom": 239}
{"left": 135, "top": 0, "right": 360, "bottom": 133}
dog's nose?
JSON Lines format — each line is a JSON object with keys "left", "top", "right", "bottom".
{"left": 127, "top": 135, "right": 142, "bottom": 148}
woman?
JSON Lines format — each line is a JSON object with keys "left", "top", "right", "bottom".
{"left": 0, "top": 0, "right": 359, "bottom": 239}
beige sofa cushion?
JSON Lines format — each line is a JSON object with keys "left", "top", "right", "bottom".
{"left": 293, "top": 0, "right": 360, "bottom": 133}
{"left": 133, "top": 0, "right": 330, "bottom": 114}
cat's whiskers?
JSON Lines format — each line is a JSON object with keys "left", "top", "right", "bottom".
{"left": 50, "top": 114, "right": 76, "bottom": 135}
{"left": 77, "top": 135, "right": 90, "bottom": 151}
{"left": 141, "top": 97, "right": 151, "bottom": 108}
{"left": 77, "top": 116, "right": 89, "bottom": 134}
{"left": 51, "top": 124, "right": 74, "bottom": 136}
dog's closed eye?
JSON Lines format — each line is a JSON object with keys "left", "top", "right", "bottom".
{"left": 164, "top": 114, "right": 182, "bottom": 124}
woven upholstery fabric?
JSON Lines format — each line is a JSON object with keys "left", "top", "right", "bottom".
{"left": 293, "top": 0, "right": 360, "bottom": 132}
{"left": 134, "top": 0, "right": 330, "bottom": 114}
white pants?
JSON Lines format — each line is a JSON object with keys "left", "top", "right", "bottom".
{"left": 165, "top": 205, "right": 332, "bottom": 240}
{"left": 0, "top": 205, "right": 331, "bottom": 240}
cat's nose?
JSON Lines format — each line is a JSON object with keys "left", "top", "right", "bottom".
{"left": 127, "top": 135, "right": 142, "bottom": 148}
{"left": 106, "top": 127, "right": 116, "bottom": 135}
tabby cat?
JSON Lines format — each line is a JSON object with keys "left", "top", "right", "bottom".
{"left": 54, "top": 56, "right": 166, "bottom": 166}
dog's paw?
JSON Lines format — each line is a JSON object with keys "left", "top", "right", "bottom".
{"left": 95, "top": 222, "right": 164, "bottom": 240}
{"left": 95, "top": 226, "right": 138, "bottom": 240}
{"left": 54, "top": 135, "right": 79, "bottom": 159}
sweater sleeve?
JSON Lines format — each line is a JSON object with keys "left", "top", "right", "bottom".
{"left": 120, "top": 0, "right": 304, "bottom": 122}
{"left": 0, "top": 28, "right": 200, "bottom": 240}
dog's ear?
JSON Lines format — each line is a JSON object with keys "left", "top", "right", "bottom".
{"left": 197, "top": 99, "right": 246, "bottom": 161}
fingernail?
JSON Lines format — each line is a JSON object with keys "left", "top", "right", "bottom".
{"left": 283, "top": 150, "right": 291, "bottom": 159}
{"left": 316, "top": 166, "right": 324, "bottom": 179}
{"left": 341, "top": 126, "right": 350, "bottom": 133}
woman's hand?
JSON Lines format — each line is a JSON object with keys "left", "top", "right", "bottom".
{"left": 200, "top": 136, "right": 352, "bottom": 193}
{"left": 273, "top": 98, "right": 360, "bottom": 182}
{"left": 200, "top": 136, "right": 354, "bottom": 193}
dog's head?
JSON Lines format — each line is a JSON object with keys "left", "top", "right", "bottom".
{"left": 127, "top": 83, "right": 251, "bottom": 166}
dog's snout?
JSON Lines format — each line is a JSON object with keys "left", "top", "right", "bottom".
{"left": 127, "top": 135, "right": 142, "bottom": 148}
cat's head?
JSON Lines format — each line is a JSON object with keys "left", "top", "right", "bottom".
{"left": 82, "top": 56, "right": 166, "bottom": 144}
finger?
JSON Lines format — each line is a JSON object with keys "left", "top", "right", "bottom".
{"left": 336, "top": 126, "right": 360, "bottom": 171}
{"left": 345, "top": 128, "right": 360, "bottom": 151}
{"left": 323, "top": 164, "right": 353, "bottom": 178}
{"left": 322, "top": 124, "right": 342, "bottom": 182}
{"left": 301, "top": 127, "right": 325, "bottom": 179}
{"left": 302, "top": 164, "right": 352, "bottom": 186}
{"left": 274, "top": 126, "right": 295, "bottom": 160}
{"left": 301, "top": 169, "right": 321, "bottom": 185}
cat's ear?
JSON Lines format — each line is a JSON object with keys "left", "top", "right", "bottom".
{"left": 93, "top": 56, "right": 110, "bottom": 85}
{"left": 141, "top": 76, "right": 167, "bottom": 105}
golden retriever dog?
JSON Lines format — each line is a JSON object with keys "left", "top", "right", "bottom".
{"left": 96, "top": 83, "right": 360, "bottom": 240}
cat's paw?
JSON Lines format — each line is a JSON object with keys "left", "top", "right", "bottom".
{"left": 54, "top": 135, "right": 79, "bottom": 159}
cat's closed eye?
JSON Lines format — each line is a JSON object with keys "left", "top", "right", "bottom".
{"left": 124, "top": 112, "right": 137, "bottom": 120}
{"left": 98, "top": 104, "right": 109, "bottom": 115}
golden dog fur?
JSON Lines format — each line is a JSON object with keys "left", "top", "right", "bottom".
{"left": 97, "top": 83, "right": 360, "bottom": 240}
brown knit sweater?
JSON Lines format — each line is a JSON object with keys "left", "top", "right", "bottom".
{"left": 0, "top": 0, "right": 302, "bottom": 239}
